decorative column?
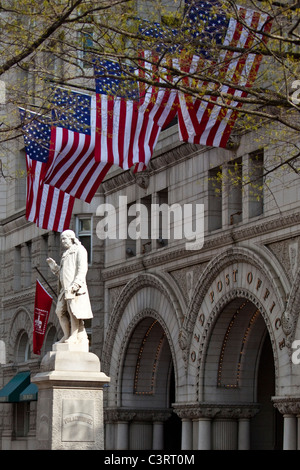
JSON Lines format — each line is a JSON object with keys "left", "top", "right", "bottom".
{"left": 152, "top": 421, "right": 164, "bottom": 450}
{"left": 238, "top": 407, "right": 260, "bottom": 450}
{"left": 152, "top": 412, "right": 171, "bottom": 450}
{"left": 117, "top": 421, "right": 130, "bottom": 450}
{"left": 173, "top": 405, "right": 197, "bottom": 450}
{"left": 197, "top": 417, "right": 212, "bottom": 450}
{"left": 283, "top": 415, "right": 297, "bottom": 450}
{"left": 272, "top": 397, "right": 300, "bottom": 450}
{"left": 238, "top": 419, "right": 251, "bottom": 450}
{"left": 116, "top": 411, "right": 136, "bottom": 450}
{"left": 181, "top": 418, "right": 193, "bottom": 450}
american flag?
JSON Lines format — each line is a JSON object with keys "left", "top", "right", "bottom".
{"left": 177, "top": 0, "right": 272, "bottom": 148}
{"left": 42, "top": 87, "right": 112, "bottom": 203}
{"left": 94, "top": 58, "right": 177, "bottom": 171}
{"left": 19, "top": 108, "right": 75, "bottom": 232}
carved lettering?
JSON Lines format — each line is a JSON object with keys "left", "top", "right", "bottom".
{"left": 247, "top": 272, "right": 253, "bottom": 284}
{"left": 198, "top": 313, "right": 205, "bottom": 326}
{"left": 191, "top": 351, "right": 196, "bottom": 362}
{"left": 194, "top": 333, "right": 200, "bottom": 343}
{"left": 279, "top": 338, "right": 285, "bottom": 350}
{"left": 233, "top": 269, "right": 238, "bottom": 282}
{"left": 209, "top": 291, "right": 214, "bottom": 303}
{"left": 217, "top": 280, "right": 223, "bottom": 292}
{"left": 264, "top": 289, "right": 270, "bottom": 300}
{"left": 270, "top": 301, "right": 276, "bottom": 313}
{"left": 256, "top": 278, "right": 262, "bottom": 291}
{"left": 225, "top": 273, "right": 230, "bottom": 286}
{"left": 275, "top": 318, "right": 281, "bottom": 330}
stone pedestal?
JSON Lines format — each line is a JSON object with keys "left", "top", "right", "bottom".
{"left": 32, "top": 343, "right": 110, "bottom": 450}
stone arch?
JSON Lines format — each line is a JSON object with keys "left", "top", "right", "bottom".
{"left": 282, "top": 264, "right": 300, "bottom": 342}
{"left": 103, "top": 273, "right": 185, "bottom": 408}
{"left": 7, "top": 307, "right": 32, "bottom": 362}
{"left": 180, "top": 246, "right": 290, "bottom": 400}
{"left": 195, "top": 289, "right": 277, "bottom": 400}
{"left": 116, "top": 309, "right": 175, "bottom": 409}
{"left": 183, "top": 246, "right": 288, "bottom": 335}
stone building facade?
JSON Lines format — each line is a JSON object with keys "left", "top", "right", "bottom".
{"left": 0, "top": 118, "right": 300, "bottom": 450}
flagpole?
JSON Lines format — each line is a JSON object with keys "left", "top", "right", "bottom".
{"left": 34, "top": 266, "right": 57, "bottom": 299}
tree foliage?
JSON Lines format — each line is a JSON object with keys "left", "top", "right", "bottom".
{"left": 0, "top": 0, "right": 300, "bottom": 182}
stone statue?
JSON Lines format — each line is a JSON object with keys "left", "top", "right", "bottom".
{"left": 46, "top": 229, "right": 93, "bottom": 346}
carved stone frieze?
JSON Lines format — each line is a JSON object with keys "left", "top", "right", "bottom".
{"left": 173, "top": 403, "right": 260, "bottom": 420}
{"left": 169, "top": 263, "right": 208, "bottom": 305}
{"left": 104, "top": 408, "right": 172, "bottom": 423}
{"left": 267, "top": 238, "right": 300, "bottom": 283}
{"left": 108, "top": 285, "right": 126, "bottom": 314}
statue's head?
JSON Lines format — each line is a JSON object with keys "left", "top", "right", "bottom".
{"left": 60, "top": 230, "right": 78, "bottom": 249}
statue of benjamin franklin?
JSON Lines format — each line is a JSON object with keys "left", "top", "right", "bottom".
{"left": 47, "top": 229, "right": 93, "bottom": 345}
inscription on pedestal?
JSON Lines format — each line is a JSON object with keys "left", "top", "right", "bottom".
{"left": 62, "top": 399, "right": 94, "bottom": 442}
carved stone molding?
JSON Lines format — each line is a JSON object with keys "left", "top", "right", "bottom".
{"left": 173, "top": 403, "right": 260, "bottom": 420}
{"left": 104, "top": 408, "right": 172, "bottom": 423}
{"left": 133, "top": 170, "right": 150, "bottom": 189}
{"left": 102, "top": 209, "right": 300, "bottom": 282}
{"left": 282, "top": 265, "right": 300, "bottom": 339}
{"left": 272, "top": 397, "right": 300, "bottom": 415}
{"left": 182, "top": 246, "right": 285, "bottom": 337}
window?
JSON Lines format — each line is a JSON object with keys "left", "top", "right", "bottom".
{"left": 227, "top": 158, "right": 243, "bottom": 225}
{"left": 15, "top": 149, "right": 27, "bottom": 210}
{"left": 140, "top": 195, "right": 152, "bottom": 254}
{"left": 156, "top": 188, "right": 169, "bottom": 248}
{"left": 126, "top": 202, "right": 137, "bottom": 258}
{"left": 14, "top": 246, "right": 21, "bottom": 292}
{"left": 208, "top": 166, "right": 222, "bottom": 231}
{"left": 248, "top": 151, "right": 264, "bottom": 218}
{"left": 15, "top": 332, "right": 30, "bottom": 362}
{"left": 13, "top": 402, "right": 30, "bottom": 438}
{"left": 24, "top": 242, "right": 32, "bottom": 288}
{"left": 78, "top": 29, "right": 94, "bottom": 68}
{"left": 76, "top": 217, "right": 92, "bottom": 263}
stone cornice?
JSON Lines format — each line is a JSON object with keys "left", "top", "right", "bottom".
{"left": 102, "top": 209, "right": 300, "bottom": 281}
{"left": 102, "top": 142, "right": 200, "bottom": 196}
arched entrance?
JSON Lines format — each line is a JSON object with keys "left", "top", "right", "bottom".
{"left": 102, "top": 273, "right": 185, "bottom": 451}
{"left": 202, "top": 296, "right": 283, "bottom": 450}
{"left": 119, "top": 317, "right": 181, "bottom": 450}
{"left": 179, "top": 247, "right": 289, "bottom": 450}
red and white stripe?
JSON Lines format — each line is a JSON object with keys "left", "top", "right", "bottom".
{"left": 95, "top": 54, "right": 178, "bottom": 171}
{"left": 26, "top": 154, "right": 74, "bottom": 232}
{"left": 178, "top": 6, "right": 271, "bottom": 148}
{"left": 42, "top": 96, "right": 112, "bottom": 203}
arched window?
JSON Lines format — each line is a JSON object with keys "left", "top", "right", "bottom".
{"left": 15, "top": 331, "right": 30, "bottom": 362}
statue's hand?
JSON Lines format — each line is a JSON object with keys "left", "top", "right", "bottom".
{"left": 46, "top": 258, "right": 56, "bottom": 270}
{"left": 71, "top": 283, "right": 80, "bottom": 293}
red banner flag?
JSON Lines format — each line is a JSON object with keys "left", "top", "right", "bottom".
{"left": 33, "top": 280, "right": 53, "bottom": 355}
